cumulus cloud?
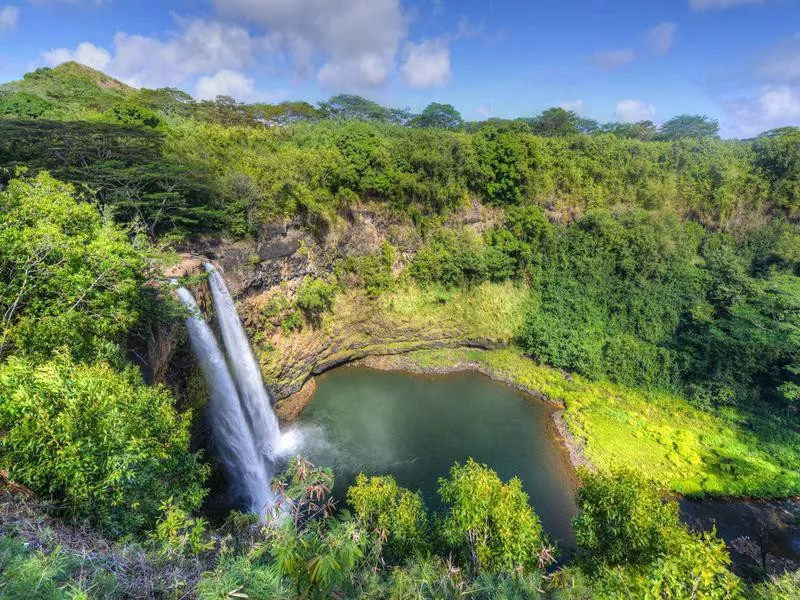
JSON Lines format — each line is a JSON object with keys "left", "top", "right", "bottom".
{"left": 42, "top": 41, "right": 110, "bottom": 70}
{"left": 401, "top": 38, "right": 451, "bottom": 88}
{"left": 42, "top": 18, "right": 257, "bottom": 88}
{"left": 213, "top": 0, "right": 407, "bottom": 89}
{"left": 725, "top": 85, "right": 800, "bottom": 136}
{"left": 475, "top": 105, "right": 492, "bottom": 117}
{"left": 558, "top": 99, "right": 584, "bottom": 113}
{"left": 756, "top": 38, "right": 800, "bottom": 85}
{"left": 591, "top": 48, "right": 635, "bottom": 70}
{"left": 646, "top": 22, "right": 677, "bottom": 55}
{"left": 615, "top": 99, "right": 656, "bottom": 122}
{"left": 0, "top": 5, "right": 19, "bottom": 34}
{"left": 721, "top": 35, "right": 800, "bottom": 135}
{"left": 690, "top": 0, "right": 764, "bottom": 10}
{"left": 195, "top": 70, "right": 257, "bottom": 100}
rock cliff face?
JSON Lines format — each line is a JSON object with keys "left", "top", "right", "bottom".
{"left": 149, "top": 200, "right": 508, "bottom": 414}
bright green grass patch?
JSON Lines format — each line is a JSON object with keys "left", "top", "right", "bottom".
{"left": 395, "top": 347, "right": 800, "bottom": 499}
{"left": 379, "top": 281, "right": 529, "bottom": 342}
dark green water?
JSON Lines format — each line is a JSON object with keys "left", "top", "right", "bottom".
{"left": 294, "top": 367, "right": 578, "bottom": 547}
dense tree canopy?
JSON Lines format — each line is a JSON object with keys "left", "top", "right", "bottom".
{"left": 659, "top": 114, "right": 720, "bottom": 140}
{"left": 0, "top": 172, "right": 147, "bottom": 361}
{"left": 409, "top": 102, "right": 464, "bottom": 129}
{"left": 0, "top": 354, "right": 206, "bottom": 537}
{"left": 0, "top": 63, "right": 798, "bottom": 598}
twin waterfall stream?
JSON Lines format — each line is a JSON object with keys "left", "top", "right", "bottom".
{"left": 176, "top": 264, "right": 283, "bottom": 515}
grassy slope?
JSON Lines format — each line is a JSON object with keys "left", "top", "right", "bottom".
{"left": 0, "top": 62, "right": 133, "bottom": 114}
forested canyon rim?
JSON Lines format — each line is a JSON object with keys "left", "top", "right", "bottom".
{"left": 1, "top": 60, "right": 800, "bottom": 597}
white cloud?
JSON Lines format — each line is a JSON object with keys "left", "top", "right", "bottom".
{"left": 646, "top": 22, "right": 677, "bottom": 55}
{"left": 690, "top": 0, "right": 764, "bottom": 10}
{"left": 558, "top": 99, "right": 584, "bottom": 113}
{"left": 757, "top": 38, "right": 800, "bottom": 85}
{"left": 475, "top": 105, "right": 492, "bottom": 117}
{"left": 591, "top": 48, "right": 635, "bottom": 70}
{"left": 0, "top": 5, "right": 19, "bottom": 34}
{"left": 42, "top": 18, "right": 256, "bottom": 88}
{"left": 42, "top": 41, "right": 110, "bottom": 70}
{"left": 401, "top": 38, "right": 451, "bottom": 88}
{"left": 213, "top": 0, "right": 407, "bottom": 89}
{"left": 195, "top": 70, "right": 256, "bottom": 100}
{"left": 720, "top": 35, "right": 800, "bottom": 136}
{"left": 725, "top": 85, "right": 800, "bottom": 136}
{"left": 615, "top": 99, "right": 656, "bottom": 122}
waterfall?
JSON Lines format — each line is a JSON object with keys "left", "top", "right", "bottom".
{"left": 175, "top": 287, "right": 273, "bottom": 514}
{"left": 203, "top": 264, "right": 282, "bottom": 461}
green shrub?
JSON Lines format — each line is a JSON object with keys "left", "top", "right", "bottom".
{"left": 0, "top": 535, "right": 117, "bottom": 599}
{"left": 196, "top": 552, "right": 282, "bottom": 600}
{"left": 751, "top": 569, "right": 800, "bottom": 599}
{"left": 280, "top": 310, "right": 302, "bottom": 333}
{"left": 438, "top": 458, "right": 550, "bottom": 575}
{"left": 268, "top": 457, "right": 369, "bottom": 598}
{"left": 0, "top": 172, "right": 147, "bottom": 362}
{"left": 295, "top": 276, "right": 337, "bottom": 321}
{"left": 342, "top": 244, "right": 396, "bottom": 299}
{"left": 0, "top": 355, "right": 208, "bottom": 537}
{"left": 411, "top": 228, "right": 487, "bottom": 287}
{"left": 641, "top": 531, "right": 743, "bottom": 599}
{"left": 0, "top": 91, "right": 52, "bottom": 118}
{"left": 573, "top": 469, "right": 679, "bottom": 571}
{"left": 151, "top": 498, "right": 216, "bottom": 557}
{"left": 347, "top": 474, "right": 429, "bottom": 562}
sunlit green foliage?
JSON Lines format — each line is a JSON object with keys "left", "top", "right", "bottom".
{"left": 0, "top": 172, "right": 146, "bottom": 361}
{"left": 295, "top": 276, "right": 337, "bottom": 322}
{"left": 438, "top": 458, "right": 550, "bottom": 575}
{"left": 754, "top": 127, "right": 800, "bottom": 215}
{"left": 409, "top": 102, "right": 464, "bottom": 129}
{"left": 0, "top": 62, "right": 133, "bottom": 115}
{"left": 752, "top": 569, "right": 800, "bottom": 599}
{"left": 573, "top": 469, "right": 680, "bottom": 570}
{"left": 0, "top": 355, "right": 207, "bottom": 536}
{"left": 411, "top": 228, "right": 488, "bottom": 287}
{"left": 573, "top": 469, "right": 743, "bottom": 598}
{"left": 150, "top": 498, "right": 216, "bottom": 557}
{"left": 0, "top": 535, "right": 117, "bottom": 599}
{"left": 0, "top": 91, "right": 52, "bottom": 118}
{"left": 659, "top": 114, "right": 721, "bottom": 140}
{"left": 347, "top": 474, "right": 429, "bottom": 561}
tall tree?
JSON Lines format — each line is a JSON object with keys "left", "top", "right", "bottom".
{"left": 526, "top": 107, "right": 581, "bottom": 137}
{"left": 602, "top": 120, "right": 658, "bottom": 140}
{"left": 659, "top": 114, "right": 719, "bottom": 140}
{"left": 409, "top": 102, "right": 464, "bottom": 129}
{"left": 319, "top": 94, "right": 395, "bottom": 122}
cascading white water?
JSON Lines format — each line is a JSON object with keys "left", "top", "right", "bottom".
{"left": 203, "top": 264, "right": 282, "bottom": 461}
{"left": 175, "top": 287, "right": 273, "bottom": 514}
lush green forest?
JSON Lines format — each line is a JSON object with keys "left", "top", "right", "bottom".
{"left": 1, "top": 62, "right": 799, "bottom": 598}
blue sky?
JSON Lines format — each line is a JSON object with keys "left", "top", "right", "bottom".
{"left": 0, "top": 0, "right": 799, "bottom": 136}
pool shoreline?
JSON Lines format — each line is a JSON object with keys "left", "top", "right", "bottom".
{"left": 275, "top": 347, "right": 593, "bottom": 474}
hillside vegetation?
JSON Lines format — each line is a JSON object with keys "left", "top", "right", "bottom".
{"left": 0, "top": 63, "right": 799, "bottom": 597}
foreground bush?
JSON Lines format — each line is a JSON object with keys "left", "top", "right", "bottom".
{"left": 573, "top": 469, "right": 743, "bottom": 598}
{"left": 438, "top": 458, "right": 550, "bottom": 575}
{"left": 0, "top": 355, "right": 207, "bottom": 536}
{"left": 573, "top": 468, "right": 679, "bottom": 570}
{"left": 347, "top": 473, "right": 430, "bottom": 562}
